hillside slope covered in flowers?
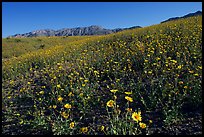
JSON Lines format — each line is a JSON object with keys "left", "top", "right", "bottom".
{"left": 2, "top": 15, "right": 202, "bottom": 135}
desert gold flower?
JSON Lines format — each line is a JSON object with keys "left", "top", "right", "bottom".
{"left": 132, "top": 111, "right": 142, "bottom": 123}
{"left": 64, "top": 103, "right": 72, "bottom": 109}
{"left": 94, "top": 70, "right": 99, "bottom": 75}
{"left": 100, "top": 125, "right": 105, "bottom": 131}
{"left": 124, "top": 91, "right": 132, "bottom": 95}
{"left": 81, "top": 127, "right": 88, "bottom": 133}
{"left": 57, "top": 84, "right": 61, "bottom": 88}
{"left": 82, "top": 83, "right": 86, "bottom": 87}
{"left": 84, "top": 79, "right": 89, "bottom": 83}
{"left": 80, "top": 77, "right": 84, "bottom": 80}
{"left": 39, "top": 91, "right": 44, "bottom": 94}
{"left": 116, "top": 79, "right": 120, "bottom": 82}
{"left": 110, "top": 89, "right": 118, "bottom": 93}
{"left": 68, "top": 92, "right": 73, "bottom": 96}
{"left": 148, "top": 71, "right": 152, "bottom": 74}
{"left": 139, "top": 122, "right": 146, "bottom": 129}
{"left": 125, "top": 96, "right": 133, "bottom": 102}
{"left": 156, "top": 57, "right": 161, "bottom": 60}
{"left": 79, "top": 93, "right": 83, "bottom": 97}
{"left": 58, "top": 96, "right": 63, "bottom": 102}
{"left": 53, "top": 105, "right": 57, "bottom": 109}
{"left": 179, "top": 81, "right": 183, "bottom": 84}
{"left": 184, "top": 86, "right": 188, "bottom": 89}
{"left": 70, "top": 122, "right": 75, "bottom": 129}
{"left": 126, "top": 108, "right": 132, "bottom": 112}
{"left": 61, "top": 111, "right": 69, "bottom": 119}
{"left": 42, "top": 86, "right": 46, "bottom": 88}
{"left": 177, "top": 65, "right": 182, "bottom": 69}
{"left": 106, "top": 100, "right": 115, "bottom": 107}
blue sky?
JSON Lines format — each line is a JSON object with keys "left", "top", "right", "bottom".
{"left": 2, "top": 2, "right": 202, "bottom": 38}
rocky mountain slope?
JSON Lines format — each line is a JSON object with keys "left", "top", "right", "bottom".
{"left": 8, "top": 25, "right": 142, "bottom": 38}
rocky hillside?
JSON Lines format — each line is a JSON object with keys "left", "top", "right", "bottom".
{"left": 8, "top": 25, "right": 142, "bottom": 38}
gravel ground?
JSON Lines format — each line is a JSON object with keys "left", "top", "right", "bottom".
{"left": 2, "top": 111, "right": 202, "bottom": 135}
{"left": 147, "top": 112, "right": 202, "bottom": 135}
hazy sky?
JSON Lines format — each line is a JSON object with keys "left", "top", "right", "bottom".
{"left": 2, "top": 2, "right": 202, "bottom": 37}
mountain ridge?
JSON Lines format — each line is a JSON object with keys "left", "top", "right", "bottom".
{"left": 8, "top": 25, "right": 142, "bottom": 38}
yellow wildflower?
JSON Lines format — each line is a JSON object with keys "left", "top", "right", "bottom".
{"left": 132, "top": 111, "right": 142, "bottom": 123}
{"left": 179, "top": 81, "right": 183, "bottom": 84}
{"left": 80, "top": 77, "right": 84, "bottom": 80}
{"left": 94, "top": 70, "right": 99, "bottom": 75}
{"left": 64, "top": 103, "right": 72, "bottom": 109}
{"left": 189, "top": 70, "right": 194, "bottom": 73}
{"left": 39, "top": 91, "right": 44, "bottom": 94}
{"left": 57, "top": 84, "right": 61, "bottom": 88}
{"left": 61, "top": 112, "right": 69, "bottom": 119}
{"left": 126, "top": 108, "right": 133, "bottom": 112}
{"left": 110, "top": 89, "right": 118, "bottom": 93}
{"left": 81, "top": 127, "right": 88, "bottom": 133}
{"left": 84, "top": 79, "right": 89, "bottom": 83}
{"left": 125, "top": 96, "right": 133, "bottom": 102}
{"left": 116, "top": 79, "right": 120, "bottom": 82}
{"left": 106, "top": 100, "right": 115, "bottom": 107}
{"left": 177, "top": 65, "right": 182, "bottom": 69}
{"left": 79, "top": 92, "right": 83, "bottom": 97}
{"left": 148, "top": 71, "right": 152, "bottom": 74}
{"left": 58, "top": 96, "right": 63, "bottom": 102}
{"left": 198, "top": 66, "right": 202, "bottom": 69}
{"left": 42, "top": 86, "right": 46, "bottom": 88}
{"left": 124, "top": 91, "right": 132, "bottom": 95}
{"left": 70, "top": 122, "right": 75, "bottom": 129}
{"left": 139, "top": 122, "right": 147, "bottom": 129}
{"left": 68, "top": 92, "right": 73, "bottom": 96}
{"left": 100, "top": 125, "right": 105, "bottom": 131}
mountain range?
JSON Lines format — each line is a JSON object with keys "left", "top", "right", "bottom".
{"left": 8, "top": 25, "right": 142, "bottom": 38}
{"left": 8, "top": 10, "right": 202, "bottom": 38}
